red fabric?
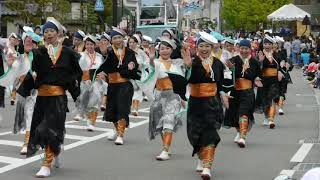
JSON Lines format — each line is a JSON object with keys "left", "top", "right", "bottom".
{"left": 307, "top": 62, "right": 318, "bottom": 72}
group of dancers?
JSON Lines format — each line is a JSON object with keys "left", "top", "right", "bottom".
{"left": 0, "top": 17, "right": 292, "bottom": 180}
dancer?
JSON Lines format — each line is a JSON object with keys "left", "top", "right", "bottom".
{"left": 26, "top": 17, "right": 82, "bottom": 178}
{"left": 182, "top": 32, "right": 228, "bottom": 180}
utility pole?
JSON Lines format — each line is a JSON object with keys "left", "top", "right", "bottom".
{"left": 112, "top": 0, "right": 118, "bottom": 27}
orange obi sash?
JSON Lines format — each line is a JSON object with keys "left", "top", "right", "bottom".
{"left": 156, "top": 77, "right": 173, "bottom": 91}
{"left": 235, "top": 78, "right": 252, "bottom": 90}
{"left": 189, "top": 83, "right": 217, "bottom": 97}
{"left": 262, "top": 68, "right": 277, "bottom": 77}
{"left": 108, "top": 72, "right": 129, "bottom": 84}
{"left": 82, "top": 70, "right": 90, "bottom": 81}
{"left": 38, "top": 85, "right": 65, "bottom": 96}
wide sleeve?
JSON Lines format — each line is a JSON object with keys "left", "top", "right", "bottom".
{"left": 119, "top": 51, "right": 141, "bottom": 80}
{"left": 66, "top": 50, "right": 82, "bottom": 102}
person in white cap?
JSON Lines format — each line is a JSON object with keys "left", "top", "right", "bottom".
{"left": 182, "top": 31, "right": 229, "bottom": 180}
{"left": 12, "top": 29, "right": 42, "bottom": 154}
{"left": 224, "top": 39, "right": 262, "bottom": 148}
{"left": 26, "top": 17, "right": 82, "bottom": 178}
{"left": 273, "top": 36, "right": 291, "bottom": 116}
{"left": 97, "top": 27, "right": 140, "bottom": 145}
{"left": 128, "top": 34, "right": 150, "bottom": 116}
{"left": 73, "top": 29, "right": 86, "bottom": 53}
{"left": 75, "top": 35, "right": 107, "bottom": 131}
{"left": 0, "top": 33, "right": 28, "bottom": 111}
{"left": 255, "top": 35, "right": 282, "bottom": 129}
{"left": 95, "top": 32, "right": 111, "bottom": 111}
{"left": 140, "top": 37, "right": 186, "bottom": 161}
{"left": 0, "top": 32, "right": 21, "bottom": 106}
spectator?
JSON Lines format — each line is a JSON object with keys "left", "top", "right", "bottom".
{"left": 283, "top": 38, "right": 292, "bottom": 59}
{"left": 292, "top": 36, "right": 301, "bottom": 66}
{"left": 301, "top": 49, "right": 310, "bottom": 65}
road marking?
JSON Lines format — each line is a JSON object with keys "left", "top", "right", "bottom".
{"left": 64, "top": 131, "right": 112, "bottom": 150}
{"left": 290, "top": 142, "right": 313, "bottom": 163}
{"left": 0, "top": 156, "right": 23, "bottom": 164}
{"left": 129, "top": 119, "right": 149, "bottom": 128}
{"left": 0, "top": 140, "right": 23, "bottom": 147}
{"left": 64, "top": 134, "right": 90, "bottom": 141}
{"left": 278, "top": 170, "right": 295, "bottom": 178}
{"left": 0, "top": 118, "right": 148, "bottom": 174}
{"left": 65, "top": 124, "right": 110, "bottom": 132}
{"left": 0, "top": 132, "right": 12, "bottom": 136}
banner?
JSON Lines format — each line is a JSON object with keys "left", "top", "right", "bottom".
{"left": 95, "top": 0, "right": 104, "bottom": 12}
{"left": 180, "top": 0, "right": 204, "bottom": 15}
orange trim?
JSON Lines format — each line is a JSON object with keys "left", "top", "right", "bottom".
{"left": 112, "top": 46, "right": 126, "bottom": 64}
{"left": 235, "top": 78, "right": 252, "bottom": 90}
{"left": 163, "top": 132, "right": 173, "bottom": 152}
{"left": 108, "top": 72, "right": 129, "bottom": 84}
{"left": 117, "top": 119, "right": 127, "bottom": 137}
{"left": 82, "top": 70, "right": 90, "bottom": 81}
{"left": 38, "top": 85, "right": 65, "bottom": 96}
{"left": 189, "top": 83, "right": 217, "bottom": 97}
{"left": 200, "top": 145, "right": 215, "bottom": 169}
{"left": 42, "top": 145, "right": 55, "bottom": 167}
{"left": 156, "top": 77, "right": 173, "bottom": 91}
{"left": 268, "top": 105, "right": 276, "bottom": 120}
{"left": 262, "top": 68, "right": 277, "bottom": 77}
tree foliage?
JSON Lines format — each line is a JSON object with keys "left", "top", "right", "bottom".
{"left": 6, "top": 0, "right": 71, "bottom": 25}
{"left": 222, "top": 0, "right": 292, "bottom": 31}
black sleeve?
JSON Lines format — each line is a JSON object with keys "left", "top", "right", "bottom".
{"left": 119, "top": 51, "right": 141, "bottom": 80}
{"left": 214, "top": 60, "right": 225, "bottom": 93}
{"left": 66, "top": 50, "right": 82, "bottom": 102}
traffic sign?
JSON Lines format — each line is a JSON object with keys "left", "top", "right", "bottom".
{"left": 95, "top": 0, "right": 104, "bottom": 12}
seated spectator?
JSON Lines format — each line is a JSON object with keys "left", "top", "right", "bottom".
{"left": 301, "top": 49, "right": 310, "bottom": 65}
{"left": 306, "top": 58, "right": 318, "bottom": 81}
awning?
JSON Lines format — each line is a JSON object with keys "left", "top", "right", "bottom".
{"left": 267, "top": 3, "right": 311, "bottom": 21}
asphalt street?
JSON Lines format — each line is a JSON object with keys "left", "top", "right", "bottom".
{"left": 0, "top": 68, "right": 318, "bottom": 180}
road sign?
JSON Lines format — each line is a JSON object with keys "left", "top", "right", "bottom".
{"left": 95, "top": 0, "right": 104, "bottom": 12}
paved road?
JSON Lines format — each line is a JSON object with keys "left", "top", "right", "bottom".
{"left": 0, "top": 69, "right": 318, "bottom": 180}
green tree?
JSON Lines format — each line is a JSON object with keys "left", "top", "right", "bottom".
{"left": 6, "top": 0, "right": 70, "bottom": 25}
{"left": 222, "top": 0, "right": 292, "bottom": 31}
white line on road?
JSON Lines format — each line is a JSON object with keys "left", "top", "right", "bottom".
{"left": 279, "top": 170, "right": 295, "bottom": 178}
{"left": 0, "top": 140, "right": 23, "bottom": 147}
{"left": 0, "top": 156, "right": 23, "bottom": 164}
{"left": 290, "top": 143, "right": 314, "bottom": 163}
{"left": 129, "top": 120, "right": 149, "bottom": 128}
{"left": 0, "top": 131, "right": 12, "bottom": 136}
{"left": 0, "top": 119, "right": 149, "bottom": 174}
{"left": 65, "top": 124, "right": 110, "bottom": 132}
{"left": 64, "top": 134, "right": 90, "bottom": 141}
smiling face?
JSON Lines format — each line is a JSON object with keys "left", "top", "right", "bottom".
{"left": 158, "top": 43, "right": 173, "bottom": 60}
{"left": 99, "top": 38, "right": 109, "bottom": 48}
{"left": 264, "top": 42, "right": 272, "bottom": 52}
{"left": 239, "top": 46, "right": 251, "bottom": 58}
{"left": 44, "top": 28, "right": 58, "bottom": 44}
{"left": 111, "top": 35, "right": 124, "bottom": 49}
{"left": 24, "top": 36, "right": 33, "bottom": 52}
{"left": 225, "top": 42, "right": 234, "bottom": 52}
{"left": 197, "top": 42, "right": 212, "bottom": 59}
{"left": 85, "top": 40, "right": 95, "bottom": 54}
{"left": 128, "top": 38, "right": 137, "bottom": 50}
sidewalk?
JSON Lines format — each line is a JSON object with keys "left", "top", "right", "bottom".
{"left": 291, "top": 71, "right": 320, "bottom": 179}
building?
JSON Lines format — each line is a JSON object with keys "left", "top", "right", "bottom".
{"left": 181, "top": 0, "right": 221, "bottom": 32}
{"left": 294, "top": 0, "right": 320, "bottom": 32}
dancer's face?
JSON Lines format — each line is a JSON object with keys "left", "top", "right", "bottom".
{"left": 85, "top": 41, "right": 95, "bottom": 54}
{"left": 112, "top": 35, "right": 124, "bottom": 49}
{"left": 197, "top": 42, "right": 212, "bottom": 59}
{"left": 159, "top": 44, "right": 173, "bottom": 60}
{"left": 44, "top": 28, "right": 58, "bottom": 45}
{"left": 240, "top": 46, "right": 250, "bottom": 58}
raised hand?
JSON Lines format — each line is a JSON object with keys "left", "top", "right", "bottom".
{"left": 181, "top": 47, "right": 192, "bottom": 67}
{"left": 148, "top": 45, "right": 156, "bottom": 67}
{"left": 258, "top": 51, "right": 265, "bottom": 62}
